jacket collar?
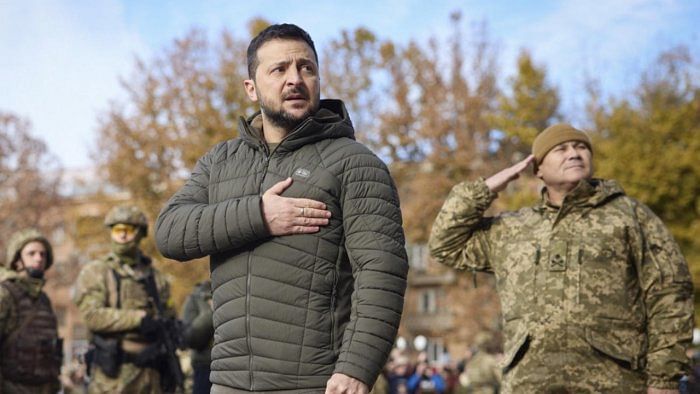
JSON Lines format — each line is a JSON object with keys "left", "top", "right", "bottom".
{"left": 535, "top": 178, "right": 626, "bottom": 213}
{"left": 238, "top": 99, "right": 355, "bottom": 153}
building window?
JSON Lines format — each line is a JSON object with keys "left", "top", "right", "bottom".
{"left": 408, "top": 243, "right": 428, "bottom": 271}
{"left": 418, "top": 289, "right": 437, "bottom": 314}
{"left": 426, "top": 337, "right": 449, "bottom": 364}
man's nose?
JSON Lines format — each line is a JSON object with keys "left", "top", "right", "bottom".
{"left": 566, "top": 146, "right": 581, "bottom": 159}
{"left": 286, "top": 67, "right": 303, "bottom": 85}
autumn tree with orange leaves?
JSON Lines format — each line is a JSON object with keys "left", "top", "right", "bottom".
{"left": 92, "top": 15, "right": 699, "bottom": 318}
{"left": 0, "top": 112, "right": 63, "bottom": 262}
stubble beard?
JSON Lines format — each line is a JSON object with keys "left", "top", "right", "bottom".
{"left": 259, "top": 87, "right": 320, "bottom": 132}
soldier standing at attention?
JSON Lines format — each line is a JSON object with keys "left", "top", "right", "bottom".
{"left": 0, "top": 229, "right": 62, "bottom": 393}
{"left": 74, "top": 205, "right": 173, "bottom": 393}
{"left": 429, "top": 124, "right": 694, "bottom": 393}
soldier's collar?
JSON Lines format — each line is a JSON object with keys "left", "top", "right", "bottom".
{"left": 538, "top": 179, "right": 597, "bottom": 210}
{"left": 15, "top": 276, "right": 45, "bottom": 298}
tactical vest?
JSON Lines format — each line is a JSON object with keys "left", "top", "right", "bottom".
{"left": 0, "top": 280, "right": 62, "bottom": 384}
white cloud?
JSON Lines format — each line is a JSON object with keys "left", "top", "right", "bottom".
{"left": 0, "top": 0, "right": 697, "bottom": 170}
{"left": 503, "top": 0, "right": 692, "bottom": 117}
{"left": 0, "top": 0, "right": 149, "bottom": 169}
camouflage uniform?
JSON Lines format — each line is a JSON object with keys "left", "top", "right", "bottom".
{"left": 429, "top": 178, "right": 694, "bottom": 393}
{"left": 74, "top": 206, "right": 171, "bottom": 394}
{"left": 462, "top": 333, "right": 501, "bottom": 394}
{"left": 0, "top": 229, "right": 62, "bottom": 394}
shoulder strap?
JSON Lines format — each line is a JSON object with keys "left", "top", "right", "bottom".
{"left": 1, "top": 280, "right": 22, "bottom": 302}
{"left": 107, "top": 268, "right": 122, "bottom": 309}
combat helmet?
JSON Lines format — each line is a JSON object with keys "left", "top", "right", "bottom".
{"left": 104, "top": 204, "right": 149, "bottom": 236}
{"left": 5, "top": 228, "right": 54, "bottom": 270}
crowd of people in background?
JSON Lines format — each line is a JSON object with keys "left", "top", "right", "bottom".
{"left": 22, "top": 335, "right": 700, "bottom": 394}
{"left": 370, "top": 348, "right": 700, "bottom": 394}
{"left": 373, "top": 343, "right": 502, "bottom": 394}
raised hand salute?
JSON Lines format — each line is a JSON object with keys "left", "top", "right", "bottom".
{"left": 484, "top": 154, "right": 535, "bottom": 193}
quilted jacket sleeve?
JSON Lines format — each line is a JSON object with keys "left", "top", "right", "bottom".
{"left": 155, "top": 142, "right": 269, "bottom": 261}
{"left": 332, "top": 146, "right": 409, "bottom": 386}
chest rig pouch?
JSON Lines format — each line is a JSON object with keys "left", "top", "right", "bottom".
{"left": 0, "top": 280, "right": 62, "bottom": 384}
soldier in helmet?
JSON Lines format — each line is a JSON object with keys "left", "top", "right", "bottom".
{"left": 74, "top": 204, "right": 173, "bottom": 393}
{"left": 0, "top": 228, "right": 62, "bottom": 393}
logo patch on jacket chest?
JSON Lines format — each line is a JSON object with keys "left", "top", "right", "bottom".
{"left": 294, "top": 168, "right": 311, "bottom": 178}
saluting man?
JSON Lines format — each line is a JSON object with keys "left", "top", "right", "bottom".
{"left": 430, "top": 124, "right": 694, "bottom": 393}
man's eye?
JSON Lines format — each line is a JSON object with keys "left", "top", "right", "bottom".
{"left": 301, "top": 65, "right": 316, "bottom": 75}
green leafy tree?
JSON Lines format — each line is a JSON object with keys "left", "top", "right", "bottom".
{"left": 586, "top": 46, "right": 700, "bottom": 314}
{"left": 496, "top": 49, "right": 561, "bottom": 155}
{"left": 491, "top": 50, "right": 562, "bottom": 208}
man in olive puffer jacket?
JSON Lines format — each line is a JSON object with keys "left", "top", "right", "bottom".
{"left": 156, "top": 23, "right": 409, "bottom": 394}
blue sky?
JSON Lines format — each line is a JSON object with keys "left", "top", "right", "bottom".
{"left": 1, "top": 0, "right": 698, "bottom": 169}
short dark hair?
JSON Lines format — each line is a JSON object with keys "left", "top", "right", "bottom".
{"left": 246, "top": 23, "right": 318, "bottom": 79}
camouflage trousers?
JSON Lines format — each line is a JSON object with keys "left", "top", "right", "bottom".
{"left": 501, "top": 332, "right": 646, "bottom": 393}
{"left": 88, "top": 363, "right": 162, "bottom": 394}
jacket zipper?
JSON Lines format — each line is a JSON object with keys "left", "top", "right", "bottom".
{"left": 249, "top": 143, "right": 272, "bottom": 390}
{"left": 330, "top": 270, "right": 338, "bottom": 352}
{"left": 577, "top": 247, "right": 583, "bottom": 305}
{"left": 246, "top": 253, "right": 253, "bottom": 390}
{"left": 257, "top": 142, "right": 273, "bottom": 193}
{"left": 534, "top": 244, "right": 540, "bottom": 307}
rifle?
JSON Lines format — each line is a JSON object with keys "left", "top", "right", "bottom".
{"left": 140, "top": 272, "right": 185, "bottom": 393}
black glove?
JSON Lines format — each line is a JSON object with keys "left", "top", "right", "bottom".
{"left": 139, "top": 314, "right": 160, "bottom": 337}
{"left": 132, "top": 341, "right": 164, "bottom": 368}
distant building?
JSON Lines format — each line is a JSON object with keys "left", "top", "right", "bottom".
{"left": 398, "top": 242, "right": 502, "bottom": 365}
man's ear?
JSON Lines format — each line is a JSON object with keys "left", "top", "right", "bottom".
{"left": 244, "top": 79, "right": 258, "bottom": 102}
{"left": 535, "top": 166, "right": 543, "bottom": 180}
{"left": 12, "top": 259, "right": 24, "bottom": 272}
